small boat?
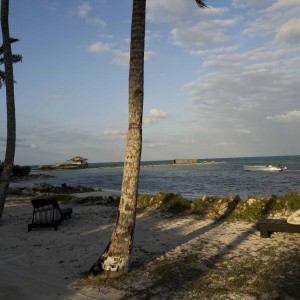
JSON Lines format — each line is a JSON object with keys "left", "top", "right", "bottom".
{"left": 243, "top": 165, "right": 287, "bottom": 172}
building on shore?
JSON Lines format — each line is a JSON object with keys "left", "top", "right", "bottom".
{"left": 38, "top": 156, "right": 88, "bottom": 170}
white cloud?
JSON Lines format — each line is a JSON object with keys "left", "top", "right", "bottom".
{"left": 184, "top": 138, "right": 196, "bottom": 144}
{"left": 147, "top": 1, "right": 235, "bottom": 50}
{"left": 232, "top": 0, "right": 273, "bottom": 9}
{"left": 111, "top": 50, "right": 154, "bottom": 66}
{"left": 147, "top": 0, "right": 227, "bottom": 23}
{"left": 111, "top": 50, "right": 129, "bottom": 66}
{"left": 236, "top": 128, "right": 252, "bottom": 135}
{"left": 171, "top": 24, "right": 226, "bottom": 49}
{"left": 103, "top": 129, "right": 126, "bottom": 137}
{"left": 0, "top": 137, "right": 39, "bottom": 150}
{"left": 267, "top": 0, "right": 300, "bottom": 11}
{"left": 147, "top": 0, "right": 197, "bottom": 23}
{"left": 184, "top": 44, "right": 300, "bottom": 138}
{"left": 89, "top": 46, "right": 154, "bottom": 66}
{"left": 171, "top": 17, "right": 241, "bottom": 50}
{"left": 275, "top": 18, "right": 300, "bottom": 44}
{"left": 143, "top": 141, "right": 167, "bottom": 148}
{"left": 17, "top": 142, "right": 39, "bottom": 150}
{"left": 88, "top": 41, "right": 113, "bottom": 54}
{"left": 78, "top": 2, "right": 92, "bottom": 18}
{"left": 144, "top": 109, "right": 170, "bottom": 124}
{"left": 144, "top": 51, "right": 155, "bottom": 62}
{"left": 243, "top": 0, "right": 300, "bottom": 39}
{"left": 266, "top": 110, "right": 300, "bottom": 122}
{"left": 86, "top": 17, "right": 106, "bottom": 28}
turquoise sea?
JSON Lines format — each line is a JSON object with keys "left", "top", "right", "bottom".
{"left": 14, "top": 155, "right": 300, "bottom": 199}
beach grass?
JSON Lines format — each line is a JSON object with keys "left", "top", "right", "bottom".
{"left": 138, "top": 191, "right": 300, "bottom": 221}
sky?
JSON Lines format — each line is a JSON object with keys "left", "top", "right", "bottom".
{"left": 0, "top": 0, "right": 300, "bottom": 165}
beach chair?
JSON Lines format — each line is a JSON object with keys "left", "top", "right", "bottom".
{"left": 28, "top": 198, "right": 72, "bottom": 232}
{"left": 257, "top": 219, "right": 300, "bottom": 238}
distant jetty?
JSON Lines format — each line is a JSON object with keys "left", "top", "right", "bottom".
{"left": 38, "top": 156, "right": 88, "bottom": 170}
{"left": 99, "top": 159, "right": 223, "bottom": 169}
{"left": 174, "top": 159, "right": 199, "bottom": 164}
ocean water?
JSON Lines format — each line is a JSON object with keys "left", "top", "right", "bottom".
{"left": 13, "top": 155, "right": 300, "bottom": 199}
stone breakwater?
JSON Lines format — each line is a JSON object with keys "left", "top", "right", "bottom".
{"left": 99, "top": 160, "right": 224, "bottom": 169}
{"left": 16, "top": 183, "right": 96, "bottom": 194}
{"left": 12, "top": 183, "right": 121, "bottom": 206}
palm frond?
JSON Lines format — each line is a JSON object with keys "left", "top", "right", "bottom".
{"left": 195, "top": 0, "right": 208, "bottom": 8}
{"left": 9, "top": 37, "right": 19, "bottom": 44}
{"left": 0, "top": 37, "right": 21, "bottom": 53}
{"left": 0, "top": 54, "right": 22, "bottom": 65}
{"left": 12, "top": 54, "right": 22, "bottom": 63}
{"left": 0, "top": 70, "right": 5, "bottom": 88}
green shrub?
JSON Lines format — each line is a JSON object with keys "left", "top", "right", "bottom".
{"left": 12, "top": 165, "right": 31, "bottom": 177}
{"left": 190, "top": 195, "right": 241, "bottom": 220}
{"left": 227, "top": 200, "right": 268, "bottom": 222}
{"left": 227, "top": 192, "right": 300, "bottom": 222}
{"left": 138, "top": 193, "right": 159, "bottom": 209}
{"left": 270, "top": 192, "right": 300, "bottom": 213}
{"left": 138, "top": 192, "right": 191, "bottom": 214}
{"left": 141, "top": 191, "right": 300, "bottom": 221}
{"left": 156, "top": 192, "right": 191, "bottom": 214}
{"left": 0, "top": 163, "right": 31, "bottom": 177}
{"left": 190, "top": 196, "right": 219, "bottom": 217}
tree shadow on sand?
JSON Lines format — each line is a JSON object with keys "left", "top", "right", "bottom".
{"left": 122, "top": 197, "right": 300, "bottom": 299}
{"left": 131, "top": 195, "right": 242, "bottom": 269}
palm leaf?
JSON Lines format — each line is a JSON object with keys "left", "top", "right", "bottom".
{"left": 195, "top": 0, "right": 208, "bottom": 8}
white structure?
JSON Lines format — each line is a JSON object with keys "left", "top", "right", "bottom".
{"left": 55, "top": 156, "right": 88, "bottom": 168}
{"left": 243, "top": 165, "right": 287, "bottom": 172}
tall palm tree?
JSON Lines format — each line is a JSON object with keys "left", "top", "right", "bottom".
{"left": 0, "top": 0, "right": 18, "bottom": 220}
{"left": 90, "top": 0, "right": 207, "bottom": 277}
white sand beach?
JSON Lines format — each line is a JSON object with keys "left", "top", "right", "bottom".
{"left": 0, "top": 194, "right": 299, "bottom": 300}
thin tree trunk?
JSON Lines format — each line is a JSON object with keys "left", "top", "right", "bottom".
{"left": 0, "top": 0, "right": 16, "bottom": 220}
{"left": 90, "top": 0, "right": 146, "bottom": 277}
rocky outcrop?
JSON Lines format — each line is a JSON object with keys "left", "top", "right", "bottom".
{"left": 20, "top": 183, "right": 97, "bottom": 194}
{"left": 70, "top": 194, "right": 120, "bottom": 206}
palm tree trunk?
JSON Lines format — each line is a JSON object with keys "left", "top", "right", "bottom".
{"left": 0, "top": 0, "right": 16, "bottom": 220}
{"left": 90, "top": 0, "right": 146, "bottom": 277}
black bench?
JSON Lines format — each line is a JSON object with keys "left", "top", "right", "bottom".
{"left": 28, "top": 198, "right": 72, "bottom": 232}
{"left": 257, "top": 219, "right": 300, "bottom": 238}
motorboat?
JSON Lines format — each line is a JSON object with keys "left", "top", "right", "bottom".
{"left": 243, "top": 165, "right": 287, "bottom": 172}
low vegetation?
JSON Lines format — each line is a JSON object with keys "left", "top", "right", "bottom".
{"left": 125, "top": 244, "right": 300, "bottom": 299}
{"left": 138, "top": 191, "right": 300, "bottom": 221}
{"left": 75, "top": 192, "right": 300, "bottom": 299}
{"left": 0, "top": 163, "right": 31, "bottom": 177}
{"left": 71, "top": 190, "right": 300, "bottom": 299}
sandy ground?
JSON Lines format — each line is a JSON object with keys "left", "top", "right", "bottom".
{"left": 0, "top": 193, "right": 299, "bottom": 300}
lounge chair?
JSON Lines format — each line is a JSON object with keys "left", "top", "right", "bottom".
{"left": 257, "top": 219, "right": 300, "bottom": 238}
{"left": 28, "top": 198, "right": 72, "bottom": 232}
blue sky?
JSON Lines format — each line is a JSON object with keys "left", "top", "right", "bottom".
{"left": 0, "top": 0, "right": 300, "bottom": 165}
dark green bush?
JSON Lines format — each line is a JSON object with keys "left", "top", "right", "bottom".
{"left": 12, "top": 165, "right": 31, "bottom": 177}
{"left": 138, "top": 192, "right": 191, "bottom": 214}
{"left": 155, "top": 192, "right": 191, "bottom": 214}
{"left": 0, "top": 163, "right": 31, "bottom": 177}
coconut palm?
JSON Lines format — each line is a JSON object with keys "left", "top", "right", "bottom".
{"left": 90, "top": 0, "right": 207, "bottom": 277}
{"left": 0, "top": 0, "right": 19, "bottom": 220}
{"left": 0, "top": 37, "right": 22, "bottom": 88}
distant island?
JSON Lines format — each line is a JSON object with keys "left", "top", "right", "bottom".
{"left": 37, "top": 156, "right": 88, "bottom": 170}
